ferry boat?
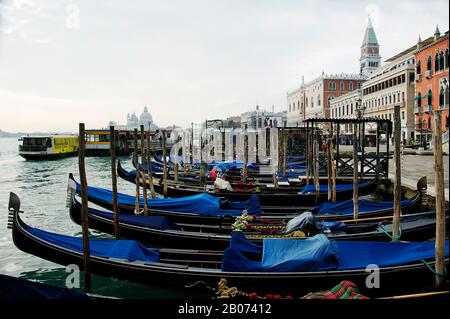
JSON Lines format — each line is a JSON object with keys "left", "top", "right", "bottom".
{"left": 18, "top": 135, "right": 79, "bottom": 160}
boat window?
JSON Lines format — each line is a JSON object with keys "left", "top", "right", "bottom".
{"left": 46, "top": 138, "right": 52, "bottom": 147}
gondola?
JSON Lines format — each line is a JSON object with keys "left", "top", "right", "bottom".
{"left": 0, "top": 274, "right": 89, "bottom": 299}
{"left": 117, "top": 161, "right": 380, "bottom": 209}
{"left": 68, "top": 174, "right": 425, "bottom": 224}
{"left": 68, "top": 194, "right": 444, "bottom": 250}
{"left": 9, "top": 192, "right": 449, "bottom": 297}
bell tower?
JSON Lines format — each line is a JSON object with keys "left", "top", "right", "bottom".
{"left": 360, "top": 17, "right": 381, "bottom": 76}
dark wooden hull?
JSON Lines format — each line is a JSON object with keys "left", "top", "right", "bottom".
{"left": 69, "top": 198, "right": 442, "bottom": 250}
{"left": 19, "top": 151, "right": 77, "bottom": 161}
{"left": 9, "top": 192, "right": 447, "bottom": 297}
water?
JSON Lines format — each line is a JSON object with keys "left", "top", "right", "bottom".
{"left": 0, "top": 138, "right": 185, "bottom": 298}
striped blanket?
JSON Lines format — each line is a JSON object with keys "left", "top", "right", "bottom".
{"left": 301, "top": 281, "right": 369, "bottom": 299}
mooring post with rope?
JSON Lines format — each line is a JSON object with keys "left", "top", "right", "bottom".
{"left": 392, "top": 104, "right": 402, "bottom": 241}
{"left": 433, "top": 109, "right": 446, "bottom": 289}
{"left": 146, "top": 131, "right": 156, "bottom": 198}
{"left": 78, "top": 123, "right": 91, "bottom": 293}
{"left": 140, "top": 125, "right": 148, "bottom": 216}
{"left": 133, "top": 128, "right": 141, "bottom": 214}
{"left": 352, "top": 124, "right": 359, "bottom": 220}
{"left": 110, "top": 126, "right": 120, "bottom": 238}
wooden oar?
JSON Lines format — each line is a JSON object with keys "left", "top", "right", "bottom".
{"left": 377, "top": 291, "right": 449, "bottom": 299}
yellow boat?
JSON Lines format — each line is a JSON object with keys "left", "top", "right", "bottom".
{"left": 18, "top": 135, "right": 79, "bottom": 160}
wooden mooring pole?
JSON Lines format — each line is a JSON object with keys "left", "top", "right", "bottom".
{"left": 243, "top": 133, "right": 248, "bottom": 183}
{"left": 146, "top": 131, "right": 156, "bottom": 198}
{"left": 162, "top": 131, "right": 168, "bottom": 198}
{"left": 78, "top": 123, "right": 91, "bottom": 293}
{"left": 392, "top": 104, "right": 401, "bottom": 241}
{"left": 306, "top": 130, "right": 311, "bottom": 186}
{"left": 133, "top": 128, "right": 141, "bottom": 214}
{"left": 330, "top": 131, "right": 337, "bottom": 203}
{"left": 313, "top": 131, "right": 320, "bottom": 205}
{"left": 110, "top": 126, "right": 120, "bottom": 239}
{"left": 352, "top": 124, "right": 359, "bottom": 220}
{"left": 433, "top": 110, "right": 445, "bottom": 289}
{"left": 327, "top": 132, "right": 332, "bottom": 202}
{"left": 140, "top": 125, "right": 148, "bottom": 216}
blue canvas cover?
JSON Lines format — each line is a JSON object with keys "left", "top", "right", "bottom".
{"left": 211, "top": 160, "right": 257, "bottom": 172}
{"left": 75, "top": 181, "right": 261, "bottom": 216}
{"left": 261, "top": 235, "right": 340, "bottom": 272}
{"left": 299, "top": 182, "right": 371, "bottom": 194}
{"left": 313, "top": 198, "right": 413, "bottom": 215}
{"left": 0, "top": 274, "right": 89, "bottom": 300}
{"left": 336, "top": 240, "right": 449, "bottom": 270}
{"left": 221, "top": 233, "right": 449, "bottom": 272}
{"left": 221, "top": 232, "right": 262, "bottom": 272}
{"left": 23, "top": 224, "right": 160, "bottom": 262}
{"left": 73, "top": 200, "right": 181, "bottom": 230}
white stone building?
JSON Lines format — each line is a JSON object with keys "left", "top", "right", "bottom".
{"left": 361, "top": 47, "right": 417, "bottom": 142}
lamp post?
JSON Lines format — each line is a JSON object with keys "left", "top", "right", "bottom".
{"left": 356, "top": 97, "right": 365, "bottom": 152}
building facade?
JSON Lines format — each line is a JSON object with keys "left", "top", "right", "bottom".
{"left": 241, "top": 105, "right": 285, "bottom": 129}
{"left": 414, "top": 27, "right": 449, "bottom": 147}
{"left": 108, "top": 106, "right": 158, "bottom": 131}
{"left": 360, "top": 44, "right": 419, "bottom": 142}
{"left": 287, "top": 74, "right": 365, "bottom": 126}
{"left": 329, "top": 89, "right": 362, "bottom": 134}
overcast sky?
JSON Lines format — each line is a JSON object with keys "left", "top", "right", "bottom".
{"left": 0, "top": 0, "right": 448, "bottom": 132}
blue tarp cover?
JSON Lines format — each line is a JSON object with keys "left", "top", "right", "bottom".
{"left": 261, "top": 235, "right": 340, "bottom": 272}
{"left": 314, "top": 198, "right": 413, "bottom": 215}
{"left": 221, "top": 232, "right": 449, "bottom": 272}
{"left": 0, "top": 274, "right": 89, "bottom": 300}
{"left": 75, "top": 181, "right": 261, "bottom": 216}
{"left": 73, "top": 200, "right": 181, "bottom": 230}
{"left": 211, "top": 160, "right": 257, "bottom": 172}
{"left": 23, "top": 224, "right": 160, "bottom": 262}
{"left": 299, "top": 182, "right": 371, "bottom": 194}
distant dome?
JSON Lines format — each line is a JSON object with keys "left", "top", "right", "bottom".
{"left": 139, "top": 106, "right": 153, "bottom": 126}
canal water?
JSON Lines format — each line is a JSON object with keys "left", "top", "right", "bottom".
{"left": 0, "top": 137, "right": 185, "bottom": 298}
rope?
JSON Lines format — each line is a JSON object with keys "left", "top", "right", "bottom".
{"left": 421, "top": 259, "right": 448, "bottom": 277}
{"left": 378, "top": 224, "right": 402, "bottom": 240}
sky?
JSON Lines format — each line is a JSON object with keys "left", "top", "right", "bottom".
{"left": 0, "top": 0, "right": 448, "bottom": 133}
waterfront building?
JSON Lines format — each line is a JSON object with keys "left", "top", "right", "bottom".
{"left": 329, "top": 89, "right": 362, "bottom": 134}
{"left": 414, "top": 27, "right": 449, "bottom": 149}
{"left": 108, "top": 106, "right": 158, "bottom": 131}
{"left": 287, "top": 73, "right": 365, "bottom": 126}
{"left": 360, "top": 40, "right": 420, "bottom": 143}
{"left": 240, "top": 105, "right": 286, "bottom": 129}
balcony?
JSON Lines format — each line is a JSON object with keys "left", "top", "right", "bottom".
{"left": 414, "top": 107, "right": 421, "bottom": 114}
{"left": 415, "top": 74, "right": 422, "bottom": 82}
{"left": 425, "top": 70, "right": 432, "bottom": 78}
{"left": 424, "top": 105, "right": 432, "bottom": 112}
{"left": 439, "top": 103, "right": 449, "bottom": 110}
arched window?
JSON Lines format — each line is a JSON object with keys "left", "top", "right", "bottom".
{"left": 340, "top": 82, "right": 345, "bottom": 91}
{"left": 428, "top": 117, "right": 431, "bottom": 130}
{"left": 393, "top": 94, "right": 396, "bottom": 103}
{"left": 317, "top": 95, "right": 321, "bottom": 106}
{"left": 435, "top": 53, "right": 440, "bottom": 72}
{"left": 439, "top": 51, "right": 445, "bottom": 71}
{"left": 427, "top": 56, "right": 432, "bottom": 71}
{"left": 328, "top": 96, "right": 333, "bottom": 107}
{"left": 446, "top": 49, "right": 449, "bottom": 69}
{"left": 427, "top": 90, "right": 432, "bottom": 106}
{"left": 439, "top": 87, "right": 445, "bottom": 107}
{"left": 417, "top": 92, "right": 422, "bottom": 107}
{"left": 416, "top": 60, "right": 421, "bottom": 74}
{"left": 389, "top": 95, "right": 392, "bottom": 104}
